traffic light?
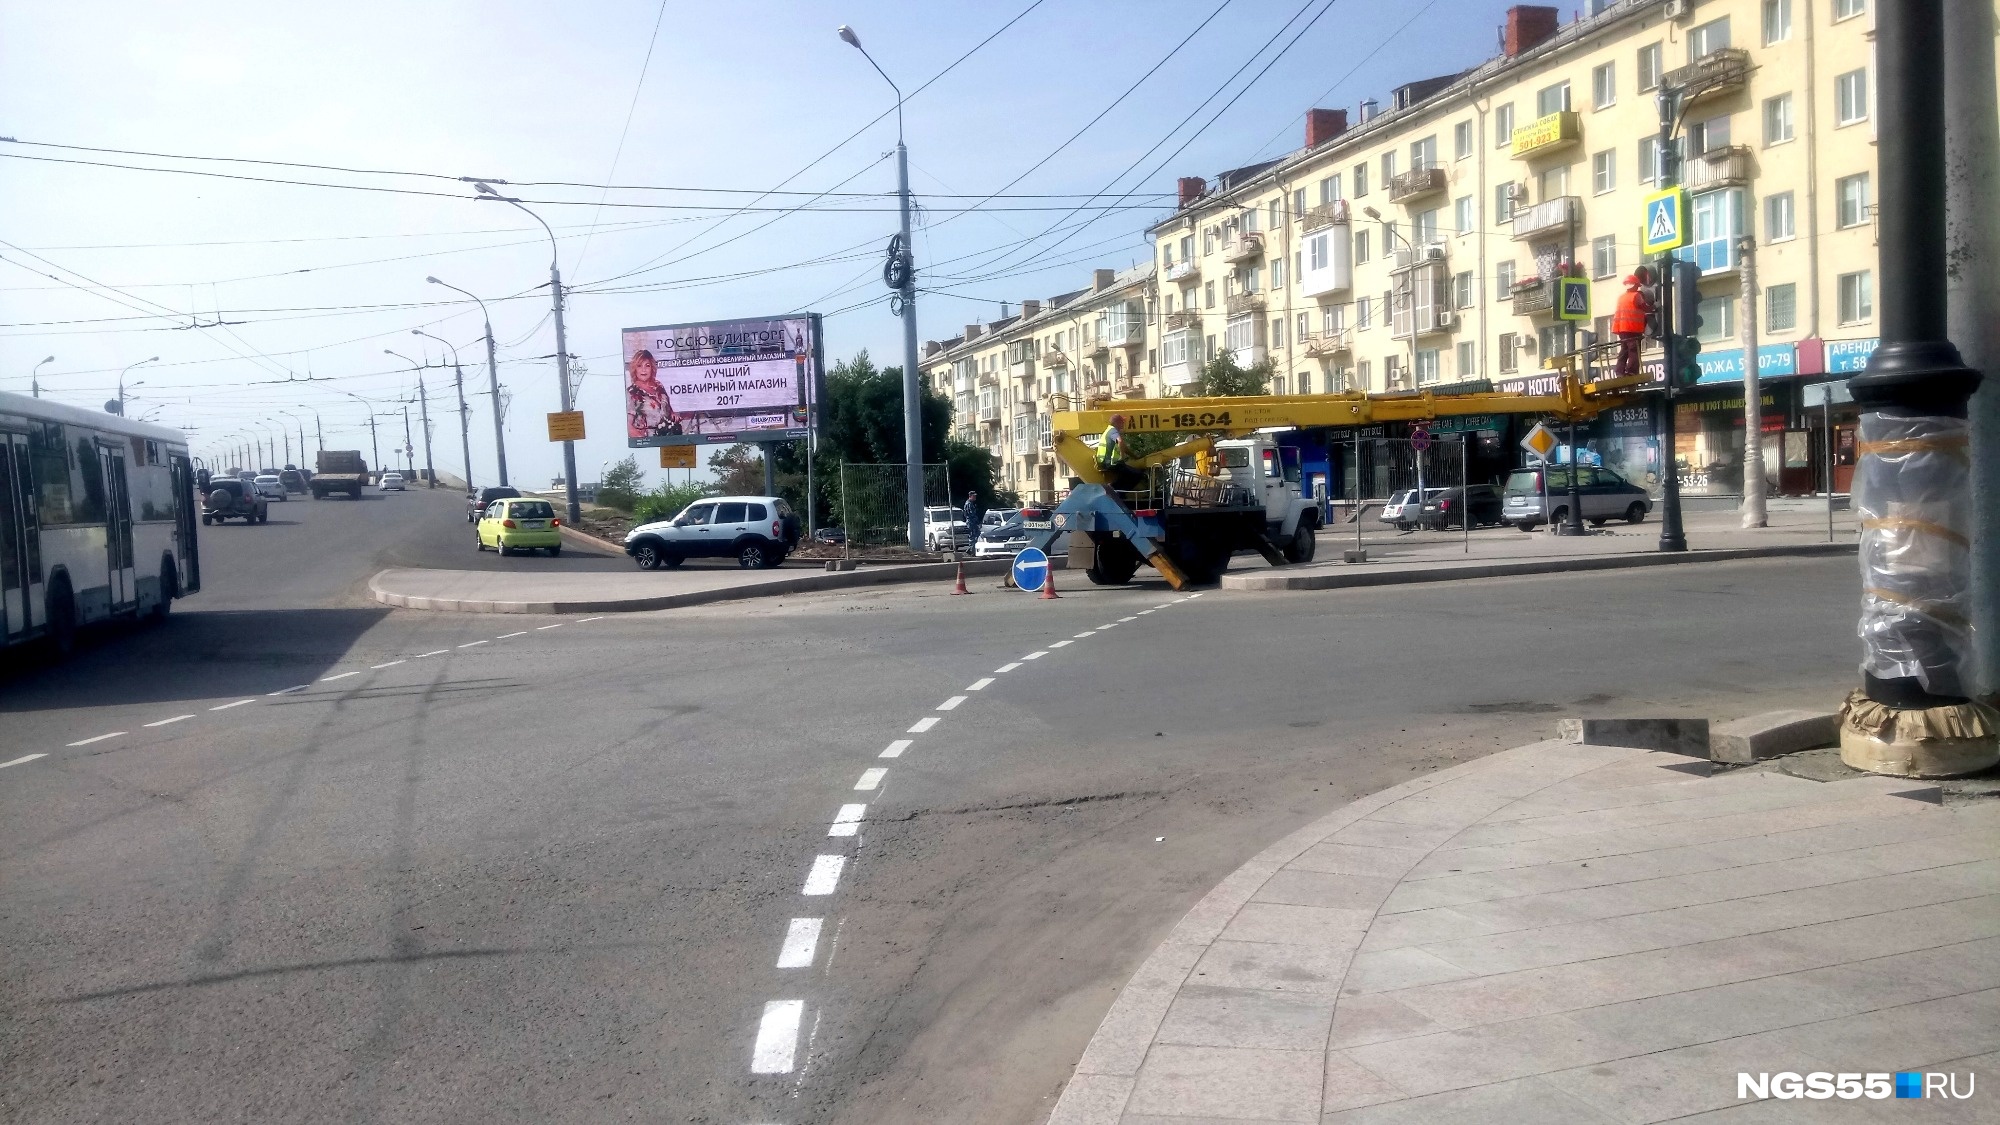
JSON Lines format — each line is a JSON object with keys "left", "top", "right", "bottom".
{"left": 1670, "top": 259, "right": 1704, "bottom": 387}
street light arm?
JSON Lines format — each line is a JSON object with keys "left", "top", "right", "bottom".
{"left": 472, "top": 185, "right": 558, "bottom": 272}
{"left": 839, "top": 28, "right": 904, "bottom": 143}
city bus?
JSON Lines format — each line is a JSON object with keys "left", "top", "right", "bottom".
{"left": 0, "top": 389, "right": 201, "bottom": 654}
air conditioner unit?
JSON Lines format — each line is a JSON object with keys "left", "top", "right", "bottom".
{"left": 1434, "top": 309, "right": 1456, "bottom": 328}
{"left": 1506, "top": 183, "right": 1530, "bottom": 204}
{"left": 1664, "top": 0, "right": 1691, "bottom": 19}
{"left": 1424, "top": 244, "right": 1447, "bottom": 262}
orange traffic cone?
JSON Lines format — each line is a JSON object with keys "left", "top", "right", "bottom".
{"left": 1039, "top": 562, "right": 1060, "bottom": 599}
{"left": 952, "top": 561, "right": 970, "bottom": 595}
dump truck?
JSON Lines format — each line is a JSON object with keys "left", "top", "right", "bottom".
{"left": 1034, "top": 362, "right": 1647, "bottom": 589}
{"left": 310, "top": 450, "right": 370, "bottom": 499}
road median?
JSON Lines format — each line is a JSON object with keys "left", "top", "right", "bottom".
{"left": 1222, "top": 540, "right": 1856, "bottom": 591}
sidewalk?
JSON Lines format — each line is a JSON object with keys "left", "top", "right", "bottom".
{"left": 1048, "top": 736, "right": 1998, "bottom": 1124}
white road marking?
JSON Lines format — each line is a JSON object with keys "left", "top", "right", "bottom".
{"left": 1118, "top": 616, "right": 1138, "bottom": 622}
{"left": 576, "top": 616, "right": 605, "bottom": 623}
{"left": 1154, "top": 602, "right": 1174, "bottom": 609}
{"left": 1024, "top": 651, "right": 1049, "bottom": 659}
{"left": 143, "top": 715, "right": 195, "bottom": 728}
{"left": 880, "top": 739, "right": 911, "bottom": 758}
{"left": 1, "top": 753, "right": 47, "bottom": 769}
{"left": 994, "top": 663, "right": 1021, "bottom": 674}
{"left": 966, "top": 678, "right": 994, "bottom": 691}
{"left": 414, "top": 650, "right": 450, "bottom": 658}
{"left": 777, "top": 919, "right": 822, "bottom": 968}
{"left": 1073, "top": 632, "right": 1096, "bottom": 638}
{"left": 751, "top": 1000, "right": 804, "bottom": 1073}
{"left": 67, "top": 732, "right": 125, "bottom": 747}
{"left": 1049, "top": 640, "right": 1072, "bottom": 649}
{"left": 907, "top": 716, "right": 939, "bottom": 733}
{"left": 936, "top": 696, "right": 967, "bottom": 711}
{"left": 457, "top": 640, "right": 489, "bottom": 649}
{"left": 802, "top": 855, "right": 846, "bottom": 896}
{"left": 828, "top": 803, "right": 867, "bottom": 836}
{"left": 1137, "top": 610, "right": 1154, "bottom": 615}
{"left": 209, "top": 699, "right": 256, "bottom": 711}
{"left": 321, "top": 671, "right": 362, "bottom": 682}
{"left": 371, "top": 660, "right": 406, "bottom": 669}
{"left": 1186, "top": 592, "right": 1205, "bottom": 598}
{"left": 497, "top": 631, "right": 528, "bottom": 639}
{"left": 854, "top": 768, "right": 886, "bottom": 791}
{"left": 1098, "top": 623, "right": 1119, "bottom": 630}
{"left": 536, "top": 624, "right": 564, "bottom": 630}
{"left": 267, "top": 685, "right": 310, "bottom": 696}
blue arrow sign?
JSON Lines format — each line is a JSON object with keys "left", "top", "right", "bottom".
{"left": 1011, "top": 546, "right": 1049, "bottom": 592}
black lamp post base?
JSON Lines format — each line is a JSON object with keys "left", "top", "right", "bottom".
{"left": 1864, "top": 671, "right": 1969, "bottom": 710}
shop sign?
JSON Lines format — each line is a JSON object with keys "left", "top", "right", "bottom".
{"left": 1511, "top": 110, "right": 1580, "bottom": 158}
{"left": 1825, "top": 338, "right": 1879, "bottom": 374}
{"left": 1694, "top": 344, "right": 1798, "bottom": 385}
{"left": 1428, "top": 415, "right": 1501, "bottom": 435}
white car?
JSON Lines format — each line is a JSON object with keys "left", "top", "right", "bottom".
{"left": 920, "top": 506, "right": 971, "bottom": 552}
{"left": 253, "top": 474, "right": 288, "bottom": 501}
{"left": 1377, "top": 487, "right": 1446, "bottom": 530}
{"left": 622, "top": 495, "right": 802, "bottom": 570}
{"left": 380, "top": 473, "right": 406, "bottom": 491}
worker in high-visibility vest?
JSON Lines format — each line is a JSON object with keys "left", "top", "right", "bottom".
{"left": 1096, "top": 414, "right": 1145, "bottom": 493}
{"left": 1611, "top": 266, "right": 1655, "bottom": 378}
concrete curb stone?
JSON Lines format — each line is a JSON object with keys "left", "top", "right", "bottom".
{"left": 1219, "top": 541, "right": 1856, "bottom": 592}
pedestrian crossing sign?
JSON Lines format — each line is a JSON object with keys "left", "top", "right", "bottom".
{"left": 1556, "top": 277, "right": 1591, "bottom": 321}
{"left": 1641, "top": 187, "right": 1688, "bottom": 254}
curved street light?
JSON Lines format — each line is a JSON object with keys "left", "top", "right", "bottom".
{"left": 118, "top": 357, "right": 159, "bottom": 414}
{"left": 414, "top": 328, "right": 475, "bottom": 492}
{"left": 31, "top": 355, "right": 54, "bottom": 399}
{"left": 470, "top": 183, "right": 577, "bottom": 521}
{"left": 428, "top": 275, "right": 509, "bottom": 486}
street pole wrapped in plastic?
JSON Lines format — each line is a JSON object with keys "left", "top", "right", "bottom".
{"left": 1853, "top": 414, "right": 1974, "bottom": 698}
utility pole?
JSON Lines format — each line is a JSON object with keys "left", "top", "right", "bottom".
{"left": 1737, "top": 235, "right": 1767, "bottom": 527}
{"left": 454, "top": 360, "right": 473, "bottom": 493}
{"left": 402, "top": 403, "right": 415, "bottom": 477}
{"left": 427, "top": 277, "right": 510, "bottom": 487}
{"left": 368, "top": 414, "right": 380, "bottom": 469}
{"left": 31, "top": 356, "right": 52, "bottom": 399}
{"left": 468, "top": 186, "right": 575, "bottom": 521}
{"left": 418, "top": 379, "right": 436, "bottom": 489}
{"left": 1653, "top": 84, "right": 1689, "bottom": 552}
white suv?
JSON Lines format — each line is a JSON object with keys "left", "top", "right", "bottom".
{"left": 920, "top": 507, "right": 970, "bottom": 552}
{"left": 624, "top": 495, "right": 802, "bottom": 570}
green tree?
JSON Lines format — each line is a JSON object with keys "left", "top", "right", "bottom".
{"left": 597, "top": 455, "right": 645, "bottom": 511}
{"left": 634, "top": 481, "right": 709, "bottom": 524}
{"left": 1190, "top": 351, "right": 1274, "bottom": 397}
{"left": 708, "top": 444, "right": 766, "bottom": 495}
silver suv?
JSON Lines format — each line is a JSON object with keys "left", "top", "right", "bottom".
{"left": 624, "top": 495, "right": 802, "bottom": 570}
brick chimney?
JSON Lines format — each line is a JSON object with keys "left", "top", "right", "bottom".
{"left": 1177, "top": 176, "right": 1207, "bottom": 208}
{"left": 1305, "top": 107, "right": 1349, "bottom": 149}
{"left": 1093, "top": 268, "right": 1117, "bottom": 292}
{"left": 1020, "top": 298, "right": 1041, "bottom": 319}
{"left": 1503, "top": 5, "right": 1560, "bottom": 58}
{"left": 965, "top": 323, "right": 984, "bottom": 341}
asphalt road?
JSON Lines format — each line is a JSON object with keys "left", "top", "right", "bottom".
{"left": 0, "top": 486, "right": 1868, "bottom": 1124}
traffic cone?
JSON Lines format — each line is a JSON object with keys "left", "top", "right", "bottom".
{"left": 1039, "top": 563, "right": 1060, "bottom": 599}
{"left": 952, "top": 561, "right": 970, "bottom": 595}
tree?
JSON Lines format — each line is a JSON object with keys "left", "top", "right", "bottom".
{"left": 597, "top": 455, "right": 645, "bottom": 511}
{"left": 634, "top": 481, "right": 708, "bottom": 523}
{"left": 708, "top": 444, "right": 765, "bottom": 496}
{"left": 1190, "top": 350, "right": 1273, "bottom": 397}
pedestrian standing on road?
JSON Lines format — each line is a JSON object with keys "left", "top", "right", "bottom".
{"left": 962, "top": 491, "right": 982, "bottom": 546}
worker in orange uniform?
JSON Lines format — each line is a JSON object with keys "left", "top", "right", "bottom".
{"left": 1611, "top": 266, "right": 1655, "bottom": 378}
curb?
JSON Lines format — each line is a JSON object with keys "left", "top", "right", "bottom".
{"left": 369, "top": 557, "right": 1018, "bottom": 614}
{"left": 1219, "top": 540, "right": 1856, "bottom": 591}
{"left": 558, "top": 523, "right": 628, "bottom": 555}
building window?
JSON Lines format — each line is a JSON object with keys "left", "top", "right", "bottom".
{"left": 1453, "top": 120, "right": 1473, "bottom": 161}
{"left": 1271, "top": 316, "right": 1286, "bottom": 350}
{"left": 1592, "top": 149, "right": 1616, "bottom": 194}
{"left": 1496, "top": 260, "right": 1517, "bottom": 300}
{"left": 1456, "top": 341, "right": 1476, "bottom": 378}
{"left": 1324, "top": 305, "right": 1344, "bottom": 334}
{"left": 1839, "top": 271, "right": 1874, "bottom": 323}
{"left": 1206, "top": 334, "right": 1218, "bottom": 361}
{"left": 1180, "top": 235, "right": 1193, "bottom": 261}
{"left": 1691, "top": 188, "right": 1744, "bottom": 272}
{"left": 1353, "top": 162, "right": 1369, "bottom": 196}
{"left": 1298, "top": 372, "right": 1312, "bottom": 394}
{"left": 1495, "top": 182, "right": 1518, "bottom": 224}
{"left": 1291, "top": 188, "right": 1306, "bottom": 217}
{"left": 1413, "top": 208, "right": 1439, "bottom": 245}
{"left": 1767, "top": 283, "right": 1797, "bottom": 332}
{"left": 1836, "top": 173, "right": 1871, "bottom": 228}
{"left": 1538, "top": 325, "right": 1568, "bottom": 357}
{"left": 1308, "top": 232, "right": 1329, "bottom": 270}
{"left": 1381, "top": 151, "right": 1397, "bottom": 185}
{"left": 1537, "top": 82, "right": 1571, "bottom": 118}
{"left": 1835, "top": 69, "right": 1869, "bottom": 126}
{"left": 1697, "top": 295, "right": 1735, "bottom": 343}
{"left": 1163, "top": 292, "right": 1175, "bottom": 315}
{"left": 1763, "top": 93, "right": 1794, "bottom": 145}
{"left": 1415, "top": 348, "right": 1441, "bottom": 385}
{"left": 1499, "top": 333, "right": 1519, "bottom": 373}
{"left": 1204, "top": 230, "right": 1216, "bottom": 256}
{"left": 1538, "top": 164, "right": 1568, "bottom": 200}
{"left": 1592, "top": 62, "right": 1616, "bottom": 110}
{"left": 1356, "top": 360, "right": 1372, "bottom": 390}
{"left": 1270, "top": 258, "right": 1285, "bottom": 288}
{"left": 1494, "top": 103, "right": 1514, "bottom": 148}
{"left": 1355, "top": 296, "right": 1373, "bottom": 330}
{"left": 1763, "top": 0, "right": 1792, "bottom": 44}
{"left": 1411, "top": 135, "right": 1437, "bottom": 171}
{"left": 1765, "top": 192, "right": 1795, "bottom": 241}
{"left": 1689, "top": 114, "right": 1732, "bottom": 156}
{"left": 1242, "top": 209, "right": 1259, "bottom": 234}
{"left": 1297, "top": 312, "right": 1311, "bottom": 341}
{"left": 1689, "top": 16, "right": 1731, "bottom": 61}
{"left": 1319, "top": 173, "right": 1342, "bottom": 203}
{"left": 1453, "top": 271, "right": 1473, "bottom": 308}
{"left": 1384, "top": 355, "right": 1405, "bottom": 389}
{"left": 1354, "top": 229, "right": 1370, "bottom": 263}
{"left": 1453, "top": 195, "right": 1473, "bottom": 234}
{"left": 1638, "top": 43, "right": 1662, "bottom": 92}
{"left": 1639, "top": 136, "right": 1660, "bottom": 184}
{"left": 1269, "top": 198, "right": 1282, "bottom": 228}
{"left": 1833, "top": 0, "right": 1866, "bottom": 22}
{"left": 1591, "top": 235, "right": 1617, "bottom": 279}
{"left": 1273, "top": 375, "right": 1287, "bottom": 395}
{"left": 1204, "top": 281, "right": 1215, "bottom": 308}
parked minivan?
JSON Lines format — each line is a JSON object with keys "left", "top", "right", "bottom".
{"left": 1502, "top": 465, "right": 1651, "bottom": 531}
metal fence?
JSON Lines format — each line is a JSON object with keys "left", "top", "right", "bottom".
{"left": 1332, "top": 435, "right": 1475, "bottom": 555}
{"left": 836, "top": 462, "right": 957, "bottom": 549}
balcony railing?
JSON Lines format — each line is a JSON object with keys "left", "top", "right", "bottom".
{"left": 1045, "top": 392, "right": 1072, "bottom": 412}
{"left": 1225, "top": 291, "right": 1266, "bottom": 316}
{"left": 1664, "top": 47, "right": 1750, "bottom": 105}
{"left": 1387, "top": 166, "right": 1447, "bottom": 205}
{"left": 1511, "top": 109, "right": 1582, "bottom": 159}
{"left": 1164, "top": 309, "right": 1202, "bottom": 332}
{"left": 978, "top": 402, "right": 1001, "bottom": 422}
{"left": 1509, "top": 195, "right": 1579, "bottom": 242}
{"left": 977, "top": 369, "right": 999, "bottom": 388}
{"left": 1391, "top": 239, "right": 1448, "bottom": 272}
{"left": 1042, "top": 347, "right": 1069, "bottom": 368}
{"left": 1164, "top": 258, "right": 1199, "bottom": 283}
{"left": 1510, "top": 280, "right": 1554, "bottom": 317}
{"left": 1115, "top": 373, "right": 1148, "bottom": 397}
{"left": 1222, "top": 231, "right": 1265, "bottom": 264}
{"left": 1302, "top": 199, "right": 1350, "bottom": 232}
{"left": 1683, "top": 144, "right": 1751, "bottom": 190}
{"left": 1303, "top": 329, "right": 1352, "bottom": 358}
{"left": 1100, "top": 315, "right": 1147, "bottom": 348}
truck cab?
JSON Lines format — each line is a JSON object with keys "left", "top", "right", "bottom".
{"left": 1207, "top": 437, "right": 1318, "bottom": 560}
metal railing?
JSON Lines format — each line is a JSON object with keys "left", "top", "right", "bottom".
{"left": 1509, "top": 195, "right": 1579, "bottom": 242}
{"left": 1388, "top": 166, "right": 1447, "bottom": 205}
{"left": 1302, "top": 199, "right": 1350, "bottom": 232}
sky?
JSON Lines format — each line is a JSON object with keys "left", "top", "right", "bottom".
{"left": 1, "top": 0, "right": 1510, "bottom": 490}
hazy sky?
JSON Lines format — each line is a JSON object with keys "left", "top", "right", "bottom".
{"left": 2, "top": 0, "right": 1503, "bottom": 488}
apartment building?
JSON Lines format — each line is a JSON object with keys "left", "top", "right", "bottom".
{"left": 922, "top": 264, "right": 1154, "bottom": 500}
{"left": 1148, "top": 0, "right": 1893, "bottom": 498}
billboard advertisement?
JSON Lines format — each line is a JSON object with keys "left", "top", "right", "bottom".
{"left": 622, "top": 313, "right": 821, "bottom": 446}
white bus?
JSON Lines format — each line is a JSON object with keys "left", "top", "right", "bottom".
{"left": 0, "top": 389, "right": 201, "bottom": 654}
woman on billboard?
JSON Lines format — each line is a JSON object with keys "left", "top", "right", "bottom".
{"left": 625, "top": 349, "right": 683, "bottom": 437}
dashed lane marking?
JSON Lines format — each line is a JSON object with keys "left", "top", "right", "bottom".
{"left": 576, "top": 616, "right": 605, "bottom": 623}
{"left": 1098, "top": 623, "right": 1119, "bottom": 630}
{"left": 1073, "top": 632, "right": 1096, "bottom": 638}
{"left": 321, "top": 671, "right": 362, "bottom": 682}
{"left": 142, "top": 715, "right": 195, "bottom": 728}
{"left": 268, "top": 685, "right": 310, "bottom": 696}
{"left": 936, "top": 695, "right": 967, "bottom": 711}
{"left": 536, "top": 624, "right": 564, "bottom": 630}
{"left": 1049, "top": 640, "right": 1073, "bottom": 648}
{"left": 1137, "top": 610, "right": 1154, "bottom": 615}
{"left": 497, "top": 631, "right": 528, "bottom": 639}
{"left": 67, "top": 732, "right": 125, "bottom": 747}
{"left": 994, "top": 662, "right": 1021, "bottom": 674}
{"left": 880, "top": 740, "right": 911, "bottom": 758}
{"left": 967, "top": 678, "right": 994, "bottom": 691}
{"left": 414, "top": 650, "right": 450, "bottom": 659}
{"left": 210, "top": 700, "right": 256, "bottom": 711}
{"left": 457, "top": 640, "right": 489, "bottom": 649}
{"left": 777, "top": 919, "right": 822, "bottom": 969}
{"left": 1, "top": 753, "right": 48, "bottom": 769}
{"left": 371, "top": 660, "right": 406, "bottom": 669}
{"left": 750, "top": 1000, "right": 804, "bottom": 1073}
{"left": 907, "top": 716, "right": 939, "bottom": 734}
{"left": 828, "top": 804, "right": 867, "bottom": 836}
{"left": 854, "top": 768, "right": 886, "bottom": 791}
{"left": 1024, "top": 650, "right": 1049, "bottom": 659}
{"left": 1119, "top": 616, "right": 1138, "bottom": 622}
{"left": 801, "top": 855, "right": 846, "bottom": 896}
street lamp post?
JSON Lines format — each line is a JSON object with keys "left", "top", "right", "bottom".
{"left": 117, "top": 357, "right": 158, "bottom": 415}
{"left": 31, "top": 356, "right": 53, "bottom": 399}
{"left": 428, "top": 276, "right": 509, "bottom": 487}
{"left": 839, "top": 24, "right": 926, "bottom": 551}
{"left": 384, "top": 349, "right": 436, "bottom": 486}
{"left": 469, "top": 186, "right": 576, "bottom": 521}
{"left": 415, "top": 329, "right": 474, "bottom": 493}
{"left": 340, "top": 390, "right": 382, "bottom": 469}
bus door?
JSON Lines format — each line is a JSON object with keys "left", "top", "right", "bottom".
{"left": 0, "top": 432, "right": 30, "bottom": 639}
{"left": 169, "top": 453, "right": 200, "bottom": 595}
{"left": 99, "top": 445, "right": 135, "bottom": 609}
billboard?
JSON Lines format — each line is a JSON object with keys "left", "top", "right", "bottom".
{"left": 622, "top": 312, "right": 822, "bottom": 447}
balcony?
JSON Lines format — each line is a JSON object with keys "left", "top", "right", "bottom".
{"left": 1509, "top": 195, "right": 1579, "bottom": 242}
{"left": 1099, "top": 307, "right": 1147, "bottom": 348}
{"left": 977, "top": 368, "right": 999, "bottom": 388}
{"left": 1222, "top": 231, "right": 1265, "bottom": 264}
{"left": 1042, "top": 346, "right": 1069, "bottom": 369}
{"left": 1303, "top": 329, "right": 1352, "bottom": 359}
{"left": 1391, "top": 240, "right": 1448, "bottom": 272}
{"left": 1302, "top": 199, "right": 1350, "bottom": 232}
{"left": 1225, "top": 291, "right": 1266, "bottom": 316}
{"left": 1511, "top": 109, "right": 1581, "bottom": 160}
{"left": 1387, "top": 166, "right": 1448, "bottom": 206}
{"left": 1663, "top": 47, "right": 1750, "bottom": 106}
{"left": 1045, "top": 392, "right": 1072, "bottom": 413}
{"left": 1683, "top": 144, "right": 1751, "bottom": 190}
{"left": 1165, "top": 309, "right": 1201, "bottom": 332}
{"left": 1510, "top": 279, "right": 1555, "bottom": 317}
{"left": 1165, "top": 257, "right": 1200, "bottom": 283}
{"left": 1115, "top": 373, "right": 1148, "bottom": 397}
{"left": 978, "top": 401, "right": 1001, "bottom": 422}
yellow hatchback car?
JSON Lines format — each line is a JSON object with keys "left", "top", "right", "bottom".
{"left": 477, "top": 497, "right": 564, "bottom": 557}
